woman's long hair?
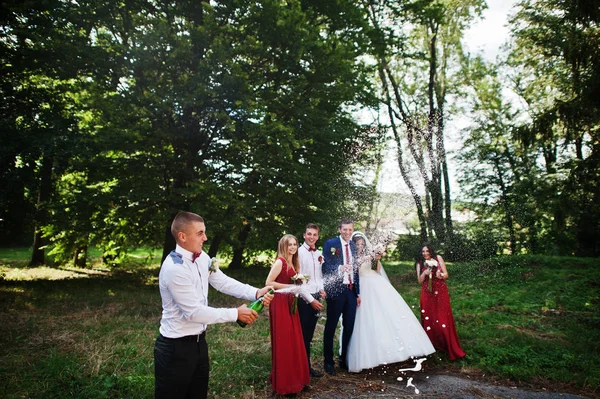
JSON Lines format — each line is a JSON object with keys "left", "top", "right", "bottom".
{"left": 415, "top": 243, "right": 438, "bottom": 269}
{"left": 277, "top": 234, "right": 300, "bottom": 273}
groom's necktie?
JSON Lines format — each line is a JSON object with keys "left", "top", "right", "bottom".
{"left": 192, "top": 252, "right": 201, "bottom": 262}
{"left": 345, "top": 244, "right": 353, "bottom": 290}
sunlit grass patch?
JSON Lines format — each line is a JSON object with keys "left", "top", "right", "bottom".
{"left": 1, "top": 265, "right": 109, "bottom": 281}
{"left": 0, "top": 247, "right": 33, "bottom": 261}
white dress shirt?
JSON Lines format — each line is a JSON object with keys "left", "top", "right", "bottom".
{"left": 298, "top": 242, "right": 324, "bottom": 303}
{"left": 340, "top": 236, "right": 353, "bottom": 265}
{"left": 339, "top": 236, "right": 354, "bottom": 285}
{"left": 158, "top": 244, "right": 258, "bottom": 338}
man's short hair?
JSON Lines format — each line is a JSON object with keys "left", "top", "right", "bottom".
{"left": 305, "top": 223, "right": 320, "bottom": 231}
{"left": 171, "top": 211, "right": 204, "bottom": 240}
{"left": 338, "top": 218, "right": 354, "bottom": 228}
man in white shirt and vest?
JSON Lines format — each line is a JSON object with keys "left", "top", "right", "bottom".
{"left": 154, "top": 211, "right": 273, "bottom": 399}
{"left": 297, "top": 223, "right": 325, "bottom": 377}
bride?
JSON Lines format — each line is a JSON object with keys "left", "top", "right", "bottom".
{"left": 346, "top": 232, "right": 435, "bottom": 373}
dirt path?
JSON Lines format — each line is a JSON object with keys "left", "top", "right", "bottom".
{"left": 297, "top": 372, "right": 594, "bottom": 399}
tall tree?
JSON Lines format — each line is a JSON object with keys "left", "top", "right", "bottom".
{"left": 504, "top": 0, "right": 600, "bottom": 255}
{"left": 0, "top": 0, "right": 113, "bottom": 264}
{"left": 366, "top": 0, "right": 485, "bottom": 249}
{"left": 458, "top": 56, "right": 527, "bottom": 255}
{"left": 457, "top": 0, "right": 600, "bottom": 257}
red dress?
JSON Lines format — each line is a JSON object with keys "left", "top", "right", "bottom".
{"left": 419, "top": 261, "right": 466, "bottom": 360}
{"left": 269, "top": 257, "right": 310, "bottom": 394}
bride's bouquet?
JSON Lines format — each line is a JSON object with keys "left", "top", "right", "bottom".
{"left": 371, "top": 243, "right": 385, "bottom": 257}
{"left": 291, "top": 273, "right": 310, "bottom": 285}
{"left": 290, "top": 274, "right": 310, "bottom": 314}
{"left": 424, "top": 259, "right": 438, "bottom": 291}
{"left": 370, "top": 244, "right": 386, "bottom": 269}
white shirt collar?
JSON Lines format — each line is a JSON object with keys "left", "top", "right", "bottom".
{"left": 176, "top": 244, "right": 196, "bottom": 261}
{"left": 303, "top": 242, "right": 316, "bottom": 251}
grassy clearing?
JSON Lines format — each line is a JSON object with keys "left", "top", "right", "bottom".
{"left": 0, "top": 250, "right": 598, "bottom": 398}
{"left": 451, "top": 256, "right": 600, "bottom": 391}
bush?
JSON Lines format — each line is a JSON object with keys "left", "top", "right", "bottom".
{"left": 393, "top": 227, "right": 501, "bottom": 263}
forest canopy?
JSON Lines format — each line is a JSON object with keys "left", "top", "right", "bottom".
{"left": 1, "top": 0, "right": 598, "bottom": 266}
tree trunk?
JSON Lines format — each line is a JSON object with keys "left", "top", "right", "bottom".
{"left": 207, "top": 232, "right": 224, "bottom": 258}
{"left": 436, "top": 104, "right": 453, "bottom": 240}
{"left": 229, "top": 222, "right": 251, "bottom": 270}
{"left": 378, "top": 65, "right": 428, "bottom": 242}
{"left": 73, "top": 245, "right": 87, "bottom": 267}
{"left": 31, "top": 226, "right": 45, "bottom": 266}
{"left": 442, "top": 157, "right": 453, "bottom": 238}
{"left": 424, "top": 187, "right": 434, "bottom": 239}
{"left": 494, "top": 158, "right": 516, "bottom": 255}
{"left": 365, "top": 143, "right": 383, "bottom": 236}
{"left": 30, "top": 153, "right": 54, "bottom": 266}
{"left": 428, "top": 177, "right": 446, "bottom": 242}
{"left": 161, "top": 212, "right": 178, "bottom": 264}
{"left": 426, "top": 26, "right": 446, "bottom": 243}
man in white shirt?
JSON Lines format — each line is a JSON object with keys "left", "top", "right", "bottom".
{"left": 154, "top": 211, "right": 273, "bottom": 399}
{"left": 297, "top": 223, "right": 325, "bottom": 377}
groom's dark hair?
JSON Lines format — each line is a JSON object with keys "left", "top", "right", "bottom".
{"left": 338, "top": 218, "right": 354, "bottom": 228}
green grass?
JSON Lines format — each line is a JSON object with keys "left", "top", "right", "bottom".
{"left": 450, "top": 255, "right": 600, "bottom": 390}
{"left": 0, "top": 249, "right": 599, "bottom": 398}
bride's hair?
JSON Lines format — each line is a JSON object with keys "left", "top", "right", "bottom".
{"left": 277, "top": 234, "right": 300, "bottom": 273}
{"left": 352, "top": 235, "right": 367, "bottom": 256}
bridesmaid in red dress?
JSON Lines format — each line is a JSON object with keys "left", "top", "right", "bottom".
{"left": 265, "top": 234, "right": 310, "bottom": 395}
{"left": 416, "top": 244, "right": 466, "bottom": 360}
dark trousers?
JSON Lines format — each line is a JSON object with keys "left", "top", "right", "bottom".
{"left": 154, "top": 333, "right": 209, "bottom": 399}
{"left": 323, "top": 288, "right": 357, "bottom": 368}
{"left": 298, "top": 293, "right": 320, "bottom": 368}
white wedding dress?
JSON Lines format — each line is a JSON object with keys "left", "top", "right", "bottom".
{"left": 346, "top": 256, "right": 435, "bottom": 373}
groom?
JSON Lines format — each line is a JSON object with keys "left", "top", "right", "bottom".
{"left": 322, "top": 218, "right": 360, "bottom": 375}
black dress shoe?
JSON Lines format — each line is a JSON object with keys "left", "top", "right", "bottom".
{"left": 338, "top": 360, "right": 348, "bottom": 370}
{"left": 310, "top": 368, "right": 323, "bottom": 377}
{"left": 323, "top": 364, "right": 336, "bottom": 375}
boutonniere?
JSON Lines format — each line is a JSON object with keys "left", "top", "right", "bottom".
{"left": 209, "top": 258, "right": 219, "bottom": 274}
{"left": 330, "top": 247, "right": 340, "bottom": 256}
{"left": 318, "top": 255, "right": 324, "bottom": 264}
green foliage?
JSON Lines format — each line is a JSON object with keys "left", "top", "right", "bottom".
{"left": 458, "top": 0, "right": 600, "bottom": 257}
{"left": 394, "top": 233, "right": 423, "bottom": 261}
{"left": 0, "top": 0, "right": 381, "bottom": 266}
{"left": 2, "top": 0, "right": 599, "bottom": 279}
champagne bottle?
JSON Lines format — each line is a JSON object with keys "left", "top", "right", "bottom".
{"left": 237, "top": 289, "right": 274, "bottom": 327}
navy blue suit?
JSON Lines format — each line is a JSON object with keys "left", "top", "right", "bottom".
{"left": 322, "top": 237, "right": 360, "bottom": 370}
